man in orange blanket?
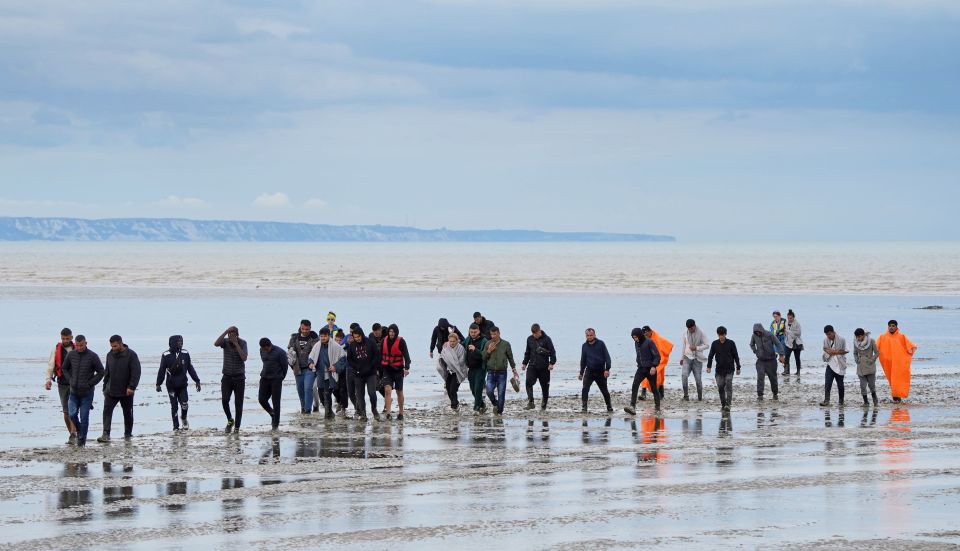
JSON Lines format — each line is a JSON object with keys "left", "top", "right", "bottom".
{"left": 876, "top": 320, "right": 917, "bottom": 403}
{"left": 640, "top": 326, "right": 673, "bottom": 401}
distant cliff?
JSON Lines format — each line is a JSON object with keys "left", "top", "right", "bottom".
{"left": 0, "top": 217, "right": 675, "bottom": 242}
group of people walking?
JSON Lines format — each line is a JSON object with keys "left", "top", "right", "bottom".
{"left": 44, "top": 309, "right": 918, "bottom": 447}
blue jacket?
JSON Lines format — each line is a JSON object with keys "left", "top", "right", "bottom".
{"left": 260, "top": 345, "right": 290, "bottom": 380}
{"left": 158, "top": 335, "right": 201, "bottom": 389}
{"left": 580, "top": 339, "right": 611, "bottom": 376}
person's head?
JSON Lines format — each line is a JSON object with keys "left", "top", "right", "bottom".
{"left": 351, "top": 327, "right": 364, "bottom": 342}
{"left": 75, "top": 335, "right": 87, "bottom": 352}
{"left": 585, "top": 328, "right": 596, "bottom": 343}
{"left": 388, "top": 324, "right": 399, "bottom": 339}
{"left": 372, "top": 323, "right": 382, "bottom": 338}
{"left": 490, "top": 327, "right": 501, "bottom": 341}
{"left": 888, "top": 320, "right": 899, "bottom": 334}
{"left": 854, "top": 328, "right": 866, "bottom": 342}
{"left": 773, "top": 310, "right": 782, "bottom": 322}
{"left": 753, "top": 323, "right": 763, "bottom": 336}
{"left": 335, "top": 329, "right": 345, "bottom": 341}
{"left": 531, "top": 323, "right": 542, "bottom": 337}
{"left": 468, "top": 323, "right": 480, "bottom": 339}
{"left": 318, "top": 327, "right": 331, "bottom": 343}
{"left": 631, "top": 327, "right": 644, "bottom": 342}
{"left": 438, "top": 317, "right": 449, "bottom": 328}
{"left": 326, "top": 312, "right": 337, "bottom": 325}
{"left": 259, "top": 337, "right": 272, "bottom": 351}
{"left": 60, "top": 328, "right": 73, "bottom": 345}
{"left": 823, "top": 325, "right": 836, "bottom": 339}
{"left": 473, "top": 311, "right": 483, "bottom": 323}
{"left": 717, "top": 326, "right": 728, "bottom": 341}
{"left": 109, "top": 334, "right": 123, "bottom": 353}
{"left": 299, "top": 319, "right": 312, "bottom": 335}
{"left": 686, "top": 319, "right": 696, "bottom": 332}
{"left": 227, "top": 326, "right": 239, "bottom": 338}
{"left": 642, "top": 326, "right": 653, "bottom": 339}
{"left": 169, "top": 335, "right": 183, "bottom": 350}
{"left": 447, "top": 332, "right": 459, "bottom": 347}
{"left": 787, "top": 309, "right": 795, "bottom": 321}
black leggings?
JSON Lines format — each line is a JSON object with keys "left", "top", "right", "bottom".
{"left": 582, "top": 370, "right": 612, "bottom": 409}
{"left": 785, "top": 347, "right": 802, "bottom": 370}
{"left": 445, "top": 371, "right": 461, "bottom": 408}
{"left": 354, "top": 372, "right": 379, "bottom": 417}
{"left": 824, "top": 369, "right": 844, "bottom": 403}
{"left": 258, "top": 377, "right": 283, "bottom": 426}
{"left": 631, "top": 368, "right": 660, "bottom": 408}
{"left": 221, "top": 375, "right": 245, "bottom": 428}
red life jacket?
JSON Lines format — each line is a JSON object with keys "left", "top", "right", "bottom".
{"left": 381, "top": 337, "right": 406, "bottom": 368}
{"left": 54, "top": 342, "right": 73, "bottom": 379}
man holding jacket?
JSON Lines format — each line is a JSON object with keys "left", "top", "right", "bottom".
{"left": 156, "top": 335, "right": 201, "bottom": 432}
{"left": 750, "top": 323, "right": 785, "bottom": 401}
{"left": 61, "top": 335, "right": 105, "bottom": 447}
{"left": 522, "top": 323, "right": 557, "bottom": 411}
{"left": 97, "top": 335, "right": 141, "bottom": 443}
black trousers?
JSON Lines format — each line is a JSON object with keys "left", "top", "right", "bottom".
{"left": 258, "top": 377, "right": 283, "bottom": 427}
{"left": 102, "top": 394, "right": 134, "bottom": 437}
{"left": 785, "top": 347, "right": 802, "bottom": 370}
{"left": 824, "top": 369, "right": 845, "bottom": 403}
{"left": 525, "top": 365, "right": 550, "bottom": 402}
{"left": 221, "top": 375, "right": 245, "bottom": 428}
{"left": 168, "top": 386, "right": 189, "bottom": 427}
{"left": 354, "top": 371, "right": 379, "bottom": 417}
{"left": 445, "top": 371, "right": 461, "bottom": 408}
{"left": 631, "top": 368, "right": 660, "bottom": 408}
{"left": 581, "top": 370, "right": 612, "bottom": 409}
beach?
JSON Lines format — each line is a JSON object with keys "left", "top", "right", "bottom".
{"left": 1, "top": 242, "right": 959, "bottom": 549}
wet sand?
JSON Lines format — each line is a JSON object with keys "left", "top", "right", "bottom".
{"left": 2, "top": 372, "right": 960, "bottom": 550}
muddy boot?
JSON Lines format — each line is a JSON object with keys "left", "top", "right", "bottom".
{"left": 697, "top": 390, "right": 703, "bottom": 402}
{"left": 172, "top": 415, "right": 180, "bottom": 431}
{"left": 624, "top": 404, "right": 637, "bottom": 416}
{"left": 871, "top": 392, "right": 879, "bottom": 406}
{"left": 682, "top": 393, "right": 689, "bottom": 401}
{"left": 96, "top": 432, "right": 111, "bottom": 443}
{"left": 540, "top": 398, "right": 548, "bottom": 411}
{"left": 181, "top": 414, "right": 189, "bottom": 430}
{"left": 525, "top": 400, "right": 535, "bottom": 410}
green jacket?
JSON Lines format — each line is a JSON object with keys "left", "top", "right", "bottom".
{"left": 463, "top": 335, "right": 489, "bottom": 371}
{"left": 482, "top": 339, "right": 516, "bottom": 372}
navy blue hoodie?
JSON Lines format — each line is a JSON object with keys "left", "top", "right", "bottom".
{"left": 157, "top": 335, "right": 201, "bottom": 390}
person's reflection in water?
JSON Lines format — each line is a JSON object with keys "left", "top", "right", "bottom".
{"left": 221, "top": 476, "right": 245, "bottom": 515}
{"left": 164, "top": 481, "right": 188, "bottom": 512}
{"left": 824, "top": 409, "right": 833, "bottom": 428}
{"left": 716, "top": 411, "right": 734, "bottom": 467}
{"left": 58, "top": 463, "right": 92, "bottom": 521}
{"left": 102, "top": 462, "right": 136, "bottom": 518}
{"left": 860, "top": 408, "right": 879, "bottom": 428}
{"left": 580, "top": 418, "right": 613, "bottom": 445}
{"left": 682, "top": 414, "right": 703, "bottom": 438}
{"left": 719, "top": 411, "right": 733, "bottom": 436}
{"left": 838, "top": 410, "right": 845, "bottom": 428}
{"left": 634, "top": 415, "right": 668, "bottom": 465}
{"left": 260, "top": 436, "right": 281, "bottom": 464}
{"left": 527, "top": 419, "right": 549, "bottom": 443}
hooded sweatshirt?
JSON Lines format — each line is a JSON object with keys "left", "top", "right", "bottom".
{"left": 430, "top": 318, "right": 465, "bottom": 354}
{"left": 104, "top": 344, "right": 142, "bottom": 398}
{"left": 750, "top": 323, "right": 784, "bottom": 361}
{"left": 632, "top": 329, "right": 661, "bottom": 370}
{"left": 157, "top": 335, "right": 200, "bottom": 390}
{"left": 348, "top": 334, "right": 380, "bottom": 377}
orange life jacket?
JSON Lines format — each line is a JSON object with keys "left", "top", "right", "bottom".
{"left": 381, "top": 337, "right": 406, "bottom": 368}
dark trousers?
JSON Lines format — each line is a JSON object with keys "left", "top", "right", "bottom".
{"left": 344, "top": 368, "right": 357, "bottom": 411}
{"left": 715, "top": 372, "right": 734, "bottom": 406}
{"left": 467, "top": 367, "right": 487, "bottom": 410}
{"left": 525, "top": 365, "right": 550, "bottom": 403}
{"left": 756, "top": 360, "right": 779, "bottom": 397}
{"left": 631, "top": 368, "right": 660, "bottom": 408}
{"left": 354, "top": 372, "right": 379, "bottom": 417}
{"left": 102, "top": 394, "right": 134, "bottom": 437}
{"left": 824, "top": 369, "right": 845, "bottom": 403}
{"left": 258, "top": 377, "right": 283, "bottom": 427}
{"left": 785, "top": 347, "right": 802, "bottom": 371}
{"left": 221, "top": 375, "right": 245, "bottom": 428}
{"left": 445, "top": 371, "right": 461, "bottom": 408}
{"left": 167, "top": 387, "right": 189, "bottom": 428}
{"left": 581, "top": 370, "right": 611, "bottom": 409}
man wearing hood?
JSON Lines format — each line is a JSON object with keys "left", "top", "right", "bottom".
{"left": 876, "top": 320, "right": 917, "bottom": 403}
{"left": 97, "top": 335, "right": 141, "bottom": 443}
{"left": 287, "top": 320, "right": 319, "bottom": 414}
{"left": 625, "top": 327, "right": 661, "bottom": 415}
{"left": 156, "top": 335, "right": 201, "bottom": 431}
{"left": 639, "top": 326, "right": 673, "bottom": 401}
{"left": 380, "top": 324, "right": 411, "bottom": 421}
{"left": 750, "top": 323, "right": 785, "bottom": 401}
{"left": 347, "top": 326, "right": 382, "bottom": 422}
{"left": 853, "top": 328, "right": 880, "bottom": 407}
{"left": 61, "top": 335, "right": 105, "bottom": 447}
{"left": 522, "top": 323, "right": 557, "bottom": 411}
{"left": 430, "top": 318, "right": 465, "bottom": 359}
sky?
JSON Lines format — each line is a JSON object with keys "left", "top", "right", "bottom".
{"left": 1, "top": 0, "right": 958, "bottom": 241}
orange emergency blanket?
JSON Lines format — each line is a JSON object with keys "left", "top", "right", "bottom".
{"left": 876, "top": 329, "right": 915, "bottom": 399}
{"left": 641, "top": 330, "right": 673, "bottom": 392}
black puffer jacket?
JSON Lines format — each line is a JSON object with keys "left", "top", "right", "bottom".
{"left": 104, "top": 345, "right": 142, "bottom": 397}
{"left": 523, "top": 332, "right": 557, "bottom": 370}
{"left": 62, "top": 348, "right": 105, "bottom": 396}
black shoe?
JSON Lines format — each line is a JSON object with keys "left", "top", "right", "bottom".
{"left": 683, "top": 394, "right": 690, "bottom": 401}
{"left": 373, "top": 413, "right": 381, "bottom": 421}
{"left": 606, "top": 407, "right": 614, "bottom": 413}
{"left": 525, "top": 401, "right": 535, "bottom": 410}
{"left": 795, "top": 368, "right": 801, "bottom": 375}
{"left": 181, "top": 416, "right": 189, "bottom": 430}
{"left": 697, "top": 392, "right": 703, "bottom": 402}
{"left": 324, "top": 412, "right": 335, "bottom": 420}
{"left": 819, "top": 401, "right": 830, "bottom": 407}
{"left": 225, "top": 419, "right": 234, "bottom": 433}
{"left": 397, "top": 413, "right": 404, "bottom": 421}
{"left": 312, "top": 404, "right": 320, "bottom": 413}
{"left": 96, "top": 434, "right": 110, "bottom": 443}
{"left": 893, "top": 397, "right": 902, "bottom": 403}
{"left": 624, "top": 406, "right": 636, "bottom": 416}
{"left": 386, "top": 413, "right": 393, "bottom": 420}
{"left": 581, "top": 405, "right": 588, "bottom": 413}
{"left": 782, "top": 370, "right": 789, "bottom": 376}
{"left": 772, "top": 394, "right": 779, "bottom": 401}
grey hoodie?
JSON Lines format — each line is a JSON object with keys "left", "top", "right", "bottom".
{"left": 750, "top": 323, "right": 784, "bottom": 361}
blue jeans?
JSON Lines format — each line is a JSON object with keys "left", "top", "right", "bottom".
{"left": 68, "top": 392, "right": 95, "bottom": 445}
{"left": 299, "top": 370, "right": 317, "bottom": 413}
{"left": 485, "top": 371, "right": 508, "bottom": 414}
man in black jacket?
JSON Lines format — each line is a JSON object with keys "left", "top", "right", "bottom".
{"left": 61, "top": 335, "right": 105, "bottom": 447}
{"left": 287, "top": 320, "right": 319, "bottom": 414}
{"left": 625, "top": 328, "right": 661, "bottom": 414}
{"left": 473, "top": 312, "right": 495, "bottom": 339}
{"left": 580, "top": 328, "right": 613, "bottom": 413}
{"left": 707, "top": 326, "right": 741, "bottom": 410}
{"left": 97, "top": 335, "right": 141, "bottom": 443}
{"left": 348, "top": 327, "right": 382, "bottom": 422}
{"left": 522, "top": 323, "right": 557, "bottom": 411}
{"left": 429, "top": 318, "right": 464, "bottom": 359}
{"left": 258, "top": 338, "right": 289, "bottom": 430}
{"left": 156, "top": 335, "right": 201, "bottom": 431}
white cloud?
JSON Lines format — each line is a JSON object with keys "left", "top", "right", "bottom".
{"left": 236, "top": 18, "right": 311, "bottom": 40}
{"left": 304, "top": 198, "right": 327, "bottom": 209}
{"left": 156, "top": 195, "right": 204, "bottom": 207}
{"left": 253, "top": 192, "right": 290, "bottom": 208}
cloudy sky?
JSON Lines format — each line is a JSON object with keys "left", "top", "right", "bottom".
{"left": 1, "top": 0, "right": 958, "bottom": 240}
